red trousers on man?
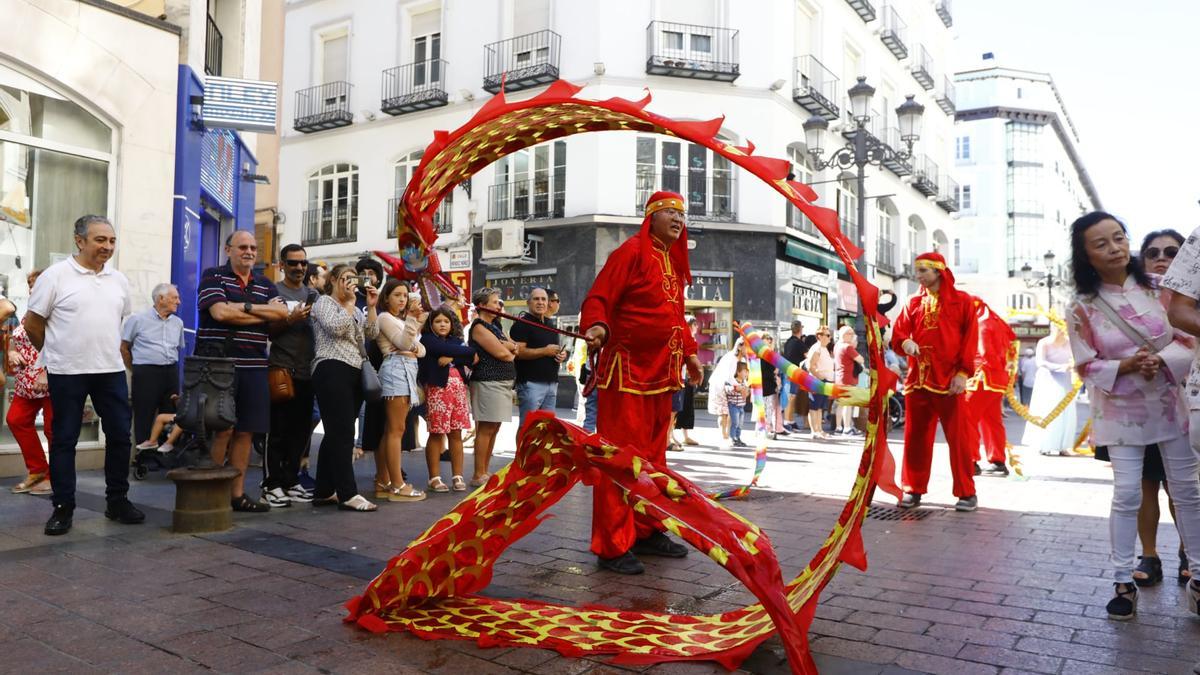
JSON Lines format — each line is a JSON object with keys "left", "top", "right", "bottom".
{"left": 6, "top": 396, "right": 53, "bottom": 475}
{"left": 591, "top": 387, "right": 673, "bottom": 559}
{"left": 901, "top": 389, "right": 975, "bottom": 498}
{"left": 965, "top": 388, "right": 1007, "bottom": 464}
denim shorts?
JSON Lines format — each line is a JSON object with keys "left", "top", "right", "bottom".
{"left": 380, "top": 354, "right": 421, "bottom": 403}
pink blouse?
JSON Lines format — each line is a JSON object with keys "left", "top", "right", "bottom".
{"left": 1068, "top": 275, "right": 1194, "bottom": 446}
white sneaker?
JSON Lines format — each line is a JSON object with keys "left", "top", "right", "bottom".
{"left": 285, "top": 485, "right": 313, "bottom": 503}
{"left": 261, "top": 487, "right": 291, "bottom": 508}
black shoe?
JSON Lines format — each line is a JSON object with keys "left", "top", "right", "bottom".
{"left": 898, "top": 493, "right": 921, "bottom": 509}
{"left": 597, "top": 551, "right": 644, "bottom": 575}
{"left": 973, "top": 463, "right": 982, "bottom": 476}
{"left": 955, "top": 495, "right": 979, "bottom": 512}
{"left": 104, "top": 500, "right": 145, "bottom": 524}
{"left": 232, "top": 494, "right": 270, "bottom": 513}
{"left": 44, "top": 504, "right": 74, "bottom": 536}
{"left": 1107, "top": 582, "right": 1138, "bottom": 620}
{"left": 631, "top": 531, "right": 689, "bottom": 558}
{"left": 980, "top": 462, "right": 1009, "bottom": 477}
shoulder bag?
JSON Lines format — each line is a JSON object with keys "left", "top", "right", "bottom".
{"left": 357, "top": 313, "right": 383, "bottom": 403}
{"left": 1091, "top": 293, "right": 1171, "bottom": 354}
{"left": 268, "top": 366, "right": 295, "bottom": 403}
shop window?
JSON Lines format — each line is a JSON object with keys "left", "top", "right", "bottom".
{"left": 304, "top": 163, "right": 358, "bottom": 244}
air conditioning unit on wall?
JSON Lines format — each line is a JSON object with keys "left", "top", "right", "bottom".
{"left": 481, "top": 220, "right": 525, "bottom": 259}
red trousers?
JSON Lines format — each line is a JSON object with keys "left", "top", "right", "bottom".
{"left": 6, "top": 395, "right": 53, "bottom": 475}
{"left": 965, "top": 388, "right": 1007, "bottom": 464}
{"left": 590, "top": 386, "right": 673, "bottom": 558}
{"left": 901, "top": 389, "right": 975, "bottom": 498}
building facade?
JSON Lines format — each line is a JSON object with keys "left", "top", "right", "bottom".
{"left": 277, "top": 0, "right": 963, "bottom": 384}
{"left": 952, "top": 60, "right": 1101, "bottom": 315}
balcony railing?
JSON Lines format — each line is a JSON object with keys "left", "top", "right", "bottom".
{"left": 382, "top": 60, "right": 448, "bottom": 116}
{"left": 483, "top": 30, "right": 561, "bottom": 94}
{"left": 876, "top": 239, "right": 898, "bottom": 274}
{"left": 912, "top": 155, "right": 939, "bottom": 197}
{"left": 880, "top": 128, "right": 912, "bottom": 176}
{"left": 488, "top": 179, "right": 565, "bottom": 221}
{"left": 936, "top": 76, "right": 956, "bottom": 115}
{"left": 910, "top": 44, "right": 935, "bottom": 90}
{"left": 844, "top": 0, "right": 877, "bottom": 22}
{"left": 301, "top": 206, "right": 357, "bottom": 246}
{"left": 936, "top": 0, "right": 953, "bottom": 27}
{"left": 205, "top": 14, "right": 223, "bottom": 76}
{"left": 645, "top": 21, "right": 740, "bottom": 82}
{"left": 792, "top": 55, "right": 840, "bottom": 121}
{"left": 636, "top": 171, "right": 736, "bottom": 223}
{"left": 840, "top": 215, "right": 861, "bottom": 251}
{"left": 936, "top": 176, "right": 960, "bottom": 212}
{"left": 786, "top": 202, "right": 820, "bottom": 238}
{"left": 879, "top": 4, "right": 909, "bottom": 60}
{"left": 294, "top": 82, "right": 353, "bottom": 133}
{"left": 842, "top": 107, "right": 884, "bottom": 142}
{"left": 387, "top": 197, "right": 452, "bottom": 237}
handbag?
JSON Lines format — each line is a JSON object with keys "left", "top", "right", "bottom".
{"left": 267, "top": 366, "right": 295, "bottom": 403}
{"left": 356, "top": 316, "right": 383, "bottom": 403}
{"left": 743, "top": 397, "right": 753, "bottom": 413}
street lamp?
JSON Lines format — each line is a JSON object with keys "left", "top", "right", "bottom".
{"left": 1020, "top": 249, "right": 1059, "bottom": 309}
{"left": 803, "top": 77, "right": 924, "bottom": 280}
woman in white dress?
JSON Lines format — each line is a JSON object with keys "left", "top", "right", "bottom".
{"left": 1021, "top": 322, "right": 1078, "bottom": 455}
{"left": 707, "top": 337, "right": 745, "bottom": 441}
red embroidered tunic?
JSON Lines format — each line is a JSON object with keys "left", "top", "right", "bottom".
{"left": 968, "top": 298, "right": 1016, "bottom": 393}
{"left": 891, "top": 288, "right": 978, "bottom": 395}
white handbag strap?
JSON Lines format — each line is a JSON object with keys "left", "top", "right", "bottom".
{"left": 1091, "top": 294, "right": 1168, "bottom": 353}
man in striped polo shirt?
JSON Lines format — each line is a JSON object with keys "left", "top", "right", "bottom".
{"left": 197, "top": 230, "right": 289, "bottom": 512}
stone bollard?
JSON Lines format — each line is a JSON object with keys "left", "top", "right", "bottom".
{"left": 165, "top": 466, "right": 241, "bottom": 533}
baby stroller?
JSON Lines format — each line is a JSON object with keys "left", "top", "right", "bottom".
{"left": 887, "top": 390, "right": 905, "bottom": 430}
{"left": 132, "top": 425, "right": 204, "bottom": 480}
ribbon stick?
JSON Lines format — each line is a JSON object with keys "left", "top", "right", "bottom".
{"left": 737, "top": 323, "right": 869, "bottom": 407}
{"left": 711, "top": 350, "right": 768, "bottom": 500}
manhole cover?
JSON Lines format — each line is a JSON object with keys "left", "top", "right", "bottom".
{"left": 864, "top": 505, "right": 937, "bottom": 522}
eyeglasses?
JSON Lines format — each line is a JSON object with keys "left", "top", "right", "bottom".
{"left": 1145, "top": 246, "right": 1179, "bottom": 260}
{"left": 283, "top": 259, "right": 309, "bottom": 267}
{"left": 234, "top": 244, "right": 257, "bottom": 251}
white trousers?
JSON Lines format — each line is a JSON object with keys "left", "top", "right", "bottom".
{"left": 1109, "top": 432, "right": 1200, "bottom": 583}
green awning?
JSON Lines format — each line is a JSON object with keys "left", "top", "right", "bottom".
{"left": 783, "top": 239, "right": 847, "bottom": 276}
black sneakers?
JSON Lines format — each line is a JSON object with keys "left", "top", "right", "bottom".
{"left": 632, "top": 531, "right": 689, "bottom": 558}
{"left": 598, "top": 551, "right": 645, "bottom": 575}
{"left": 44, "top": 504, "right": 74, "bottom": 536}
{"left": 104, "top": 499, "right": 146, "bottom": 524}
{"left": 954, "top": 495, "right": 979, "bottom": 512}
{"left": 898, "top": 493, "right": 922, "bottom": 509}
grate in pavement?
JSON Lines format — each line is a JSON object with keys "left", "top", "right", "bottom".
{"left": 864, "top": 505, "right": 937, "bottom": 522}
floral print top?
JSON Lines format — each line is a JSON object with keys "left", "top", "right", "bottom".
{"left": 10, "top": 325, "right": 47, "bottom": 400}
{"left": 1068, "top": 274, "right": 1194, "bottom": 446}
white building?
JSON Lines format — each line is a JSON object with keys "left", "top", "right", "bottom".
{"left": 952, "top": 59, "right": 1101, "bottom": 315}
{"left": 277, "top": 0, "right": 963, "bottom": 379}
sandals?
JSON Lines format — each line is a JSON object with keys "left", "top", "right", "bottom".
{"left": 29, "top": 481, "right": 52, "bottom": 496}
{"left": 231, "top": 494, "right": 269, "bottom": 513}
{"left": 428, "top": 477, "right": 450, "bottom": 493}
{"left": 469, "top": 473, "right": 492, "bottom": 488}
{"left": 1106, "top": 582, "right": 1138, "bottom": 621}
{"left": 12, "top": 473, "right": 48, "bottom": 494}
{"left": 1133, "top": 555, "right": 1163, "bottom": 587}
{"left": 1181, "top": 550, "right": 1192, "bottom": 585}
{"left": 375, "top": 481, "right": 393, "bottom": 499}
{"left": 683, "top": 438, "right": 699, "bottom": 446}
{"left": 337, "top": 495, "right": 378, "bottom": 512}
{"left": 388, "top": 483, "right": 426, "bottom": 502}
{"left": 451, "top": 475, "right": 467, "bottom": 492}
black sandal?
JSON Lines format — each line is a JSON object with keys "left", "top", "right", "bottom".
{"left": 1106, "top": 582, "right": 1138, "bottom": 621}
{"left": 1133, "top": 555, "right": 1162, "bottom": 587}
{"left": 1180, "top": 549, "right": 1191, "bottom": 585}
{"left": 231, "top": 494, "right": 269, "bottom": 513}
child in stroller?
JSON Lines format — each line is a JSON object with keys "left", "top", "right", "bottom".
{"left": 132, "top": 412, "right": 200, "bottom": 480}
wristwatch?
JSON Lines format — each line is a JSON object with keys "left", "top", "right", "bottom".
{"left": 243, "top": 302, "right": 253, "bottom": 314}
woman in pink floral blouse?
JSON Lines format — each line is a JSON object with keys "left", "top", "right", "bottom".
{"left": 1067, "top": 212, "right": 1200, "bottom": 621}
{"left": 7, "top": 270, "right": 53, "bottom": 495}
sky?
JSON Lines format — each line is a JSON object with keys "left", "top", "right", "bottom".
{"left": 953, "top": 0, "right": 1200, "bottom": 243}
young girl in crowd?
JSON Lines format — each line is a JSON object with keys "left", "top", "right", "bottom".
{"left": 375, "top": 279, "right": 427, "bottom": 502}
{"left": 417, "top": 307, "right": 476, "bottom": 492}
{"left": 724, "top": 362, "right": 749, "bottom": 448}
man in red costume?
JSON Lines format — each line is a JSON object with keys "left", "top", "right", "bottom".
{"left": 582, "top": 191, "right": 703, "bottom": 575}
{"left": 891, "top": 252, "right": 979, "bottom": 512}
{"left": 965, "top": 300, "right": 1017, "bottom": 477}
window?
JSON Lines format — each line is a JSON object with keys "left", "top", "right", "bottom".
{"left": 305, "top": 163, "right": 358, "bottom": 243}
{"left": 490, "top": 141, "right": 566, "bottom": 220}
{"left": 836, "top": 177, "right": 859, "bottom": 247}
{"left": 961, "top": 185, "right": 972, "bottom": 210}
{"left": 412, "top": 33, "right": 441, "bottom": 85}
{"left": 955, "top": 135, "right": 970, "bottom": 160}
{"left": 786, "top": 147, "right": 818, "bottom": 238}
{"left": 664, "top": 30, "right": 684, "bottom": 50}
{"left": 636, "top": 136, "right": 735, "bottom": 221}
{"left": 393, "top": 150, "right": 451, "bottom": 234}
{"left": 954, "top": 238, "right": 960, "bottom": 266}
{"left": 690, "top": 34, "right": 712, "bottom": 52}
{"left": 318, "top": 30, "right": 349, "bottom": 84}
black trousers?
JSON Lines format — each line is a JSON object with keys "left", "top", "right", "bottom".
{"left": 675, "top": 385, "right": 696, "bottom": 429}
{"left": 313, "top": 360, "right": 364, "bottom": 502}
{"left": 47, "top": 372, "right": 131, "bottom": 509}
{"left": 131, "top": 363, "right": 178, "bottom": 444}
{"left": 265, "top": 377, "right": 315, "bottom": 490}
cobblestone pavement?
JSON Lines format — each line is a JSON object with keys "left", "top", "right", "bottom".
{"left": 1, "top": 403, "right": 1197, "bottom": 674}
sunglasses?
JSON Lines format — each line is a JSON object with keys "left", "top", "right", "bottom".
{"left": 283, "top": 259, "right": 309, "bottom": 267}
{"left": 1144, "top": 246, "right": 1179, "bottom": 260}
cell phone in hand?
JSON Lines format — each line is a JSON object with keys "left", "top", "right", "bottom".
{"left": 356, "top": 275, "right": 373, "bottom": 288}
{"left": 304, "top": 292, "right": 316, "bottom": 307}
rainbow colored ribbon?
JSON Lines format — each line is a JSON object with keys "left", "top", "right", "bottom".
{"left": 710, "top": 350, "right": 768, "bottom": 500}
{"left": 738, "top": 323, "right": 869, "bottom": 407}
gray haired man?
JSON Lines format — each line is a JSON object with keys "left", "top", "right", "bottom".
{"left": 121, "top": 283, "right": 185, "bottom": 448}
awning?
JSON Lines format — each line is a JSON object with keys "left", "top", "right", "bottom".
{"left": 783, "top": 239, "right": 847, "bottom": 276}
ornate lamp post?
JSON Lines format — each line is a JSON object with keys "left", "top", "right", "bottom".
{"left": 1020, "top": 249, "right": 1060, "bottom": 309}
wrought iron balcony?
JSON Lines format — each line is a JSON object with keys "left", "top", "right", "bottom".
{"left": 301, "top": 206, "right": 357, "bottom": 246}
{"left": 387, "top": 197, "right": 452, "bottom": 237}
{"left": 936, "top": 176, "right": 960, "bottom": 212}
{"left": 876, "top": 239, "right": 898, "bottom": 274}
{"left": 912, "top": 155, "right": 939, "bottom": 197}
{"left": 910, "top": 44, "right": 935, "bottom": 90}
{"left": 935, "top": 76, "right": 956, "bottom": 115}
{"left": 646, "top": 21, "right": 739, "bottom": 82}
{"left": 294, "top": 82, "right": 353, "bottom": 133}
{"left": 880, "top": 128, "right": 912, "bottom": 176}
{"left": 483, "top": 30, "right": 561, "bottom": 94}
{"left": 793, "top": 55, "right": 840, "bottom": 121}
{"left": 879, "top": 4, "right": 909, "bottom": 60}
{"left": 204, "top": 13, "right": 223, "bottom": 76}
{"left": 936, "top": 0, "right": 953, "bottom": 27}
{"left": 842, "top": 108, "right": 884, "bottom": 142}
{"left": 786, "top": 203, "right": 820, "bottom": 238}
{"left": 635, "top": 171, "right": 736, "bottom": 222}
{"left": 844, "top": 0, "right": 877, "bottom": 22}
{"left": 382, "top": 60, "right": 448, "bottom": 116}
{"left": 488, "top": 179, "right": 565, "bottom": 221}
